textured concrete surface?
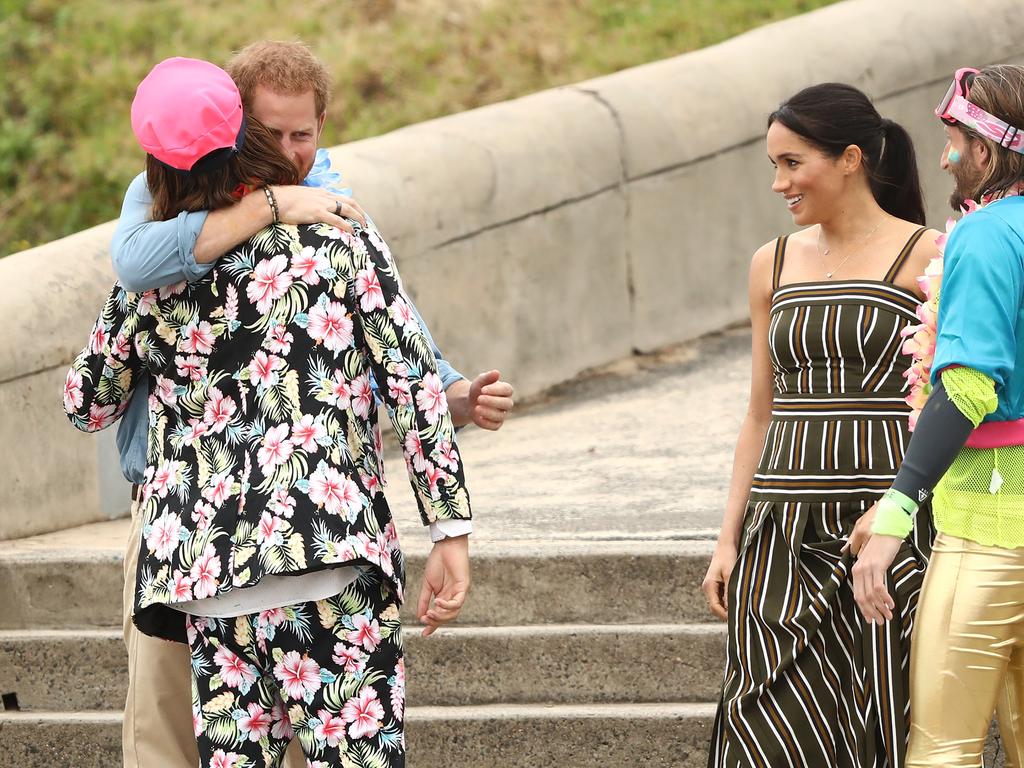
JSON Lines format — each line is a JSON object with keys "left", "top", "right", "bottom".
{"left": 0, "top": 624, "right": 725, "bottom": 712}
{"left": 7, "top": 0, "right": 1024, "bottom": 539}
{"left": 0, "top": 704, "right": 717, "bottom": 768}
{"left": 0, "top": 537, "right": 717, "bottom": 630}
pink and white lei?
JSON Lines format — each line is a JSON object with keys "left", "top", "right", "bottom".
{"left": 902, "top": 200, "right": 984, "bottom": 429}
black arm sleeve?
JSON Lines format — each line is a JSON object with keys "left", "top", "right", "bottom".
{"left": 891, "top": 379, "right": 975, "bottom": 504}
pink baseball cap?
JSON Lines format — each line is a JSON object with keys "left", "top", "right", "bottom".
{"left": 131, "top": 57, "right": 245, "bottom": 173}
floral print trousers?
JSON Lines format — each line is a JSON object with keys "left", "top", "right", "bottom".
{"left": 186, "top": 567, "right": 405, "bottom": 768}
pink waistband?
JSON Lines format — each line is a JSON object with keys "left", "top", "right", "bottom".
{"left": 966, "top": 418, "right": 1024, "bottom": 449}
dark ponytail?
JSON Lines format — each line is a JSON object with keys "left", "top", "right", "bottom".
{"left": 768, "top": 83, "right": 926, "bottom": 225}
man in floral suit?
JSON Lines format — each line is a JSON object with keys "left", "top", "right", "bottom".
{"left": 66, "top": 56, "right": 480, "bottom": 767}
{"left": 95, "top": 42, "right": 513, "bottom": 768}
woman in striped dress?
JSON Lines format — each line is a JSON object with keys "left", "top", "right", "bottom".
{"left": 703, "top": 83, "right": 941, "bottom": 767}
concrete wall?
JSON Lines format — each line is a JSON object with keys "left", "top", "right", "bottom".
{"left": 3, "top": 0, "right": 1023, "bottom": 539}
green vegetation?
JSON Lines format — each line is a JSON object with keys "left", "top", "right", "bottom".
{"left": 0, "top": 0, "right": 838, "bottom": 256}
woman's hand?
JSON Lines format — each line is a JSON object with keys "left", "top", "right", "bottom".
{"left": 851, "top": 534, "right": 902, "bottom": 624}
{"left": 702, "top": 540, "right": 739, "bottom": 621}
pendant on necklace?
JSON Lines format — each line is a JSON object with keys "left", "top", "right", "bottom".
{"left": 825, "top": 271, "right": 833, "bottom": 279}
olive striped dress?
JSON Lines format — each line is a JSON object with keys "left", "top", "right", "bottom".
{"left": 708, "top": 230, "right": 935, "bottom": 768}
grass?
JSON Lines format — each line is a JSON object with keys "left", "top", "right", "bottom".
{"left": 0, "top": 0, "right": 839, "bottom": 257}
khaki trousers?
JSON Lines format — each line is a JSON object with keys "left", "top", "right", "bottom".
{"left": 906, "top": 533, "right": 1024, "bottom": 768}
{"left": 122, "top": 496, "right": 306, "bottom": 768}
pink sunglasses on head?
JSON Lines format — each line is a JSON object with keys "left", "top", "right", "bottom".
{"left": 936, "top": 66, "right": 1024, "bottom": 155}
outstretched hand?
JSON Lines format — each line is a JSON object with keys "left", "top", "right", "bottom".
{"left": 417, "top": 534, "right": 470, "bottom": 637}
{"left": 468, "top": 370, "right": 514, "bottom": 430}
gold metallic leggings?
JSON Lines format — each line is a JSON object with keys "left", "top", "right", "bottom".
{"left": 907, "top": 533, "right": 1024, "bottom": 767}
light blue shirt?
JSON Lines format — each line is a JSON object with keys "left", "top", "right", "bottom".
{"left": 110, "top": 152, "right": 464, "bottom": 483}
{"left": 933, "top": 195, "right": 1024, "bottom": 422}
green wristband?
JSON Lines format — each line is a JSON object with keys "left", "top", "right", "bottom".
{"left": 870, "top": 489, "right": 918, "bottom": 538}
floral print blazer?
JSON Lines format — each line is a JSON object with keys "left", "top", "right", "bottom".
{"left": 65, "top": 222, "right": 471, "bottom": 642}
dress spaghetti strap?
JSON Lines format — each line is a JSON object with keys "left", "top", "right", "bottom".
{"left": 772, "top": 235, "right": 789, "bottom": 291}
{"left": 883, "top": 226, "right": 929, "bottom": 283}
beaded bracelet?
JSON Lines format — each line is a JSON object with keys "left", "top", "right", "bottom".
{"left": 262, "top": 185, "right": 280, "bottom": 224}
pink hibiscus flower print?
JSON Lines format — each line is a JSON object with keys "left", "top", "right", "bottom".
{"left": 415, "top": 372, "right": 448, "bottom": 425}
{"left": 327, "top": 371, "right": 351, "bottom": 408}
{"left": 291, "top": 414, "right": 327, "bottom": 451}
{"left": 387, "top": 376, "right": 412, "bottom": 406}
{"left": 155, "top": 375, "right": 178, "bottom": 406}
{"left": 264, "top": 324, "right": 294, "bottom": 355}
{"left": 137, "top": 292, "right": 157, "bottom": 316}
{"left": 214, "top": 645, "right": 257, "bottom": 690}
{"left": 404, "top": 430, "right": 427, "bottom": 472}
{"left": 146, "top": 511, "right": 182, "bottom": 562}
{"left": 191, "top": 500, "right": 214, "bottom": 531}
{"left": 110, "top": 332, "right": 131, "bottom": 360}
{"left": 256, "top": 511, "right": 284, "bottom": 550}
{"left": 89, "top": 322, "right": 108, "bottom": 354}
{"left": 190, "top": 543, "right": 222, "bottom": 599}
{"left": 175, "top": 354, "right": 206, "bottom": 382}
{"left": 332, "top": 642, "right": 367, "bottom": 674}
{"left": 423, "top": 462, "right": 447, "bottom": 499}
{"left": 149, "top": 459, "right": 179, "bottom": 498}
{"left": 389, "top": 296, "right": 418, "bottom": 331}
{"left": 210, "top": 750, "right": 242, "bottom": 768}
{"left": 247, "top": 254, "right": 293, "bottom": 313}
{"left": 270, "top": 700, "right": 293, "bottom": 740}
{"left": 238, "top": 702, "right": 272, "bottom": 742}
{"left": 170, "top": 570, "right": 193, "bottom": 601}
{"left": 202, "top": 471, "right": 234, "bottom": 508}
{"left": 377, "top": 534, "right": 394, "bottom": 577}
{"left": 158, "top": 280, "right": 187, "bottom": 299}
{"left": 64, "top": 369, "right": 83, "bottom": 412}
{"left": 433, "top": 437, "right": 460, "bottom": 471}
{"left": 355, "top": 267, "right": 386, "bottom": 312}
{"left": 307, "top": 465, "right": 363, "bottom": 518}
{"left": 273, "top": 651, "right": 322, "bottom": 701}
{"left": 351, "top": 374, "right": 373, "bottom": 419}
{"left": 202, "top": 388, "right": 236, "bottom": 433}
{"left": 391, "top": 668, "right": 406, "bottom": 721}
{"left": 248, "top": 350, "right": 283, "bottom": 389}
{"left": 306, "top": 299, "right": 354, "bottom": 353}
{"left": 87, "top": 403, "right": 118, "bottom": 431}
{"left": 180, "top": 321, "right": 216, "bottom": 355}
{"left": 341, "top": 687, "right": 385, "bottom": 740}
{"left": 346, "top": 613, "right": 382, "bottom": 652}
{"left": 314, "top": 708, "right": 347, "bottom": 748}
{"left": 270, "top": 486, "right": 296, "bottom": 518}
{"left": 290, "top": 246, "right": 329, "bottom": 285}
{"left": 258, "top": 424, "right": 294, "bottom": 473}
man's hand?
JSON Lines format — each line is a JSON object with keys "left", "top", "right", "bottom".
{"left": 843, "top": 502, "right": 877, "bottom": 557}
{"left": 851, "top": 533, "right": 902, "bottom": 624}
{"left": 417, "top": 534, "right": 470, "bottom": 637}
{"left": 446, "top": 371, "right": 514, "bottom": 430}
{"left": 272, "top": 185, "right": 367, "bottom": 233}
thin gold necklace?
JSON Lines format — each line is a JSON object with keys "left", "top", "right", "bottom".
{"left": 817, "top": 220, "right": 884, "bottom": 279}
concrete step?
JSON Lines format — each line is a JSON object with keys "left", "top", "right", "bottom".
{"left": 0, "top": 703, "right": 717, "bottom": 768}
{"left": 0, "top": 623, "right": 726, "bottom": 712}
{"left": 0, "top": 539, "right": 716, "bottom": 630}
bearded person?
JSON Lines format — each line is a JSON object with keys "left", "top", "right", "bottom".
{"left": 849, "top": 65, "right": 1024, "bottom": 766}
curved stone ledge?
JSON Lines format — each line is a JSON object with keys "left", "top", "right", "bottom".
{"left": 3, "top": 0, "right": 1022, "bottom": 538}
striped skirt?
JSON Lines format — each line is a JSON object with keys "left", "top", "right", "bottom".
{"left": 709, "top": 409, "right": 933, "bottom": 768}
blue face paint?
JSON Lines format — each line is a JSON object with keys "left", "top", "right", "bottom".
{"left": 948, "top": 147, "right": 961, "bottom": 164}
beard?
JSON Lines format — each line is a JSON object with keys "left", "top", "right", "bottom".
{"left": 948, "top": 157, "right": 984, "bottom": 212}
